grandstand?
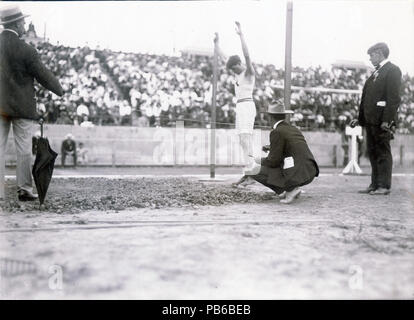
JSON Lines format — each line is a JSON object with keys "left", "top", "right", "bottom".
{"left": 181, "top": 46, "right": 213, "bottom": 58}
{"left": 4, "top": 24, "right": 413, "bottom": 167}
{"left": 26, "top": 39, "right": 413, "bottom": 133}
{"left": 331, "top": 59, "right": 372, "bottom": 72}
{"left": 16, "top": 19, "right": 412, "bottom": 135}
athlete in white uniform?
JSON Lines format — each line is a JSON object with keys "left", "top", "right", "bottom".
{"left": 225, "top": 22, "right": 256, "bottom": 186}
{"left": 235, "top": 71, "right": 256, "bottom": 136}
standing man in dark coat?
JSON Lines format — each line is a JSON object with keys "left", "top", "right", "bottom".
{"left": 0, "top": 5, "right": 64, "bottom": 201}
{"left": 246, "top": 101, "right": 319, "bottom": 204}
{"left": 350, "top": 42, "right": 402, "bottom": 195}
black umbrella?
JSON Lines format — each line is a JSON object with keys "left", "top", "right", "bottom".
{"left": 32, "top": 119, "right": 58, "bottom": 206}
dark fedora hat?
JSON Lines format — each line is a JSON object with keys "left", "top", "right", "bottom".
{"left": 267, "top": 99, "right": 294, "bottom": 114}
{"left": 0, "top": 5, "right": 30, "bottom": 25}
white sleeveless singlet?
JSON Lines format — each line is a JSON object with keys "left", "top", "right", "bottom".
{"left": 235, "top": 71, "right": 256, "bottom": 134}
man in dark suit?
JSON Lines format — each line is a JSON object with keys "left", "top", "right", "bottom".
{"left": 61, "top": 134, "right": 77, "bottom": 168}
{"left": 0, "top": 6, "right": 64, "bottom": 201}
{"left": 245, "top": 101, "right": 319, "bottom": 204}
{"left": 350, "top": 43, "right": 402, "bottom": 195}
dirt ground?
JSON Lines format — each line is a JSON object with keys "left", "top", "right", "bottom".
{"left": 0, "top": 168, "right": 413, "bottom": 299}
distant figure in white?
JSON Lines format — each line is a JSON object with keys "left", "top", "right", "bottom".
{"left": 220, "top": 22, "right": 256, "bottom": 186}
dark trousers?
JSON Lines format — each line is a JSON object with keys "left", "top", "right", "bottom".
{"left": 249, "top": 165, "right": 316, "bottom": 194}
{"left": 62, "top": 152, "right": 77, "bottom": 167}
{"left": 249, "top": 166, "right": 296, "bottom": 195}
{"left": 365, "top": 125, "right": 393, "bottom": 189}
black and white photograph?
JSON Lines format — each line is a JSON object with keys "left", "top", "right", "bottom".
{"left": 0, "top": 0, "right": 413, "bottom": 302}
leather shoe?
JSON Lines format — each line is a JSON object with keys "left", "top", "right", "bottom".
{"left": 18, "top": 190, "right": 38, "bottom": 201}
{"left": 358, "top": 186, "right": 376, "bottom": 194}
{"left": 369, "top": 188, "right": 390, "bottom": 195}
{"left": 280, "top": 188, "right": 301, "bottom": 204}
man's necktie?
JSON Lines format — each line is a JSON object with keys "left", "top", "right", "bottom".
{"left": 372, "top": 64, "right": 380, "bottom": 81}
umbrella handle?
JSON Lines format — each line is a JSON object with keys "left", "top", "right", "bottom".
{"left": 39, "top": 118, "right": 44, "bottom": 138}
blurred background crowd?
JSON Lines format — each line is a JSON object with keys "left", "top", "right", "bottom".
{"left": 32, "top": 41, "right": 414, "bottom": 134}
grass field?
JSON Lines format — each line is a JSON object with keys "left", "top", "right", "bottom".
{"left": 0, "top": 168, "right": 413, "bottom": 299}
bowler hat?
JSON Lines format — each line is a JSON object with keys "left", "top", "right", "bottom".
{"left": 0, "top": 5, "right": 29, "bottom": 25}
{"left": 267, "top": 100, "right": 294, "bottom": 114}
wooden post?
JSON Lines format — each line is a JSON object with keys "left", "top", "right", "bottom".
{"left": 210, "top": 33, "right": 219, "bottom": 178}
{"left": 284, "top": 1, "right": 293, "bottom": 112}
{"left": 333, "top": 145, "right": 337, "bottom": 168}
{"left": 0, "top": 147, "right": 4, "bottom": 199}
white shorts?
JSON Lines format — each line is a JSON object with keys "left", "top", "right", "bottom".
{"left": 235, "top": 101, "right": 256, "bottom": 134}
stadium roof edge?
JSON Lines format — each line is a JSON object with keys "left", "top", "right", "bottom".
{"left": 332, "top": 59, "right": 372, "bottom": 70}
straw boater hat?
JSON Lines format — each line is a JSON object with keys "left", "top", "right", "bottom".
{"left": 267, "top": 99, "right": 294, "bottom": 114}
{"left": 0, "top": 6, "right": 30, "bottom": 25}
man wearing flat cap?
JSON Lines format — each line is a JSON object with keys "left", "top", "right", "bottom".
{"left": 0, "top": 5, "right": 64, "bottom": 201}
{"left": 350, "top": 42, "right": 402, "bottom": 195}
{"left": 244, "top": 101, "right": 319, "bottom": 204}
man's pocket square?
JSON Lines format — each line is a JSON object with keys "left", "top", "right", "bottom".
{"left": 377, "top": 101, "right": 386, "bottom": 107}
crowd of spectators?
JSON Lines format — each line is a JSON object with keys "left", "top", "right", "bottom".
{"left": 33, "top": 42, "right": 131, "bottom": 127}
{"left": 32, "top": 40, "right": 414, "bottom": 133}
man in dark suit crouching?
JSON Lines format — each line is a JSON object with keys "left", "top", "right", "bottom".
{"left": 244, "top": 101, "right": 319, "bottom": 204}
{"left": 350, "top": 42, "right": 402, "bottom": 195}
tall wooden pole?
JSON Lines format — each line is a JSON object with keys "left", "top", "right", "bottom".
{"left": 284, "top": 1, "right": 293, "bottom": 111}
{"left": 210, "top": 33, "right": 219, "bottom": 178}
